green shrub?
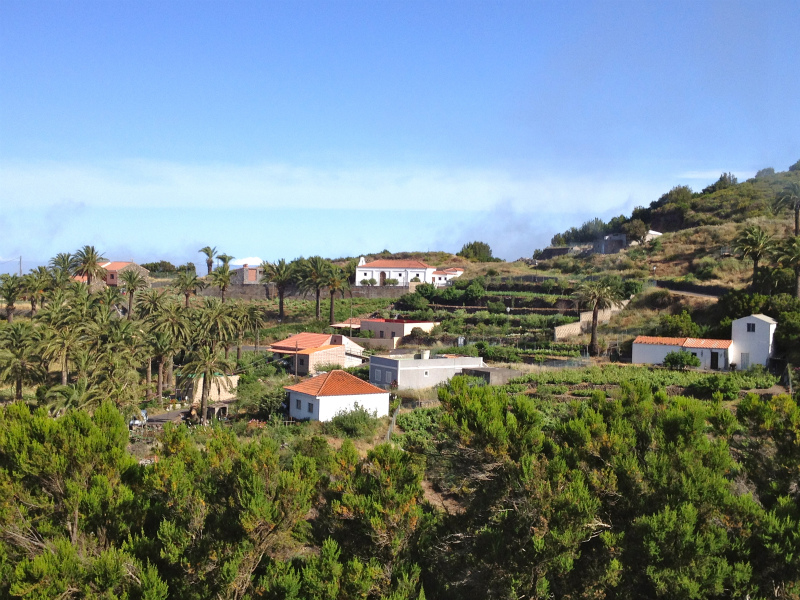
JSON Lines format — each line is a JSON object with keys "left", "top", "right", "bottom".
{"left": 663, "top": 350, "right": 701, "bottom": 370}
{"left": 323, "top": 404, "right": 380, "bottom": 439}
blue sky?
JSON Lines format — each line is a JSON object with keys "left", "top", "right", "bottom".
{"left": 1, "top": 0, "right": 799, "bottom": 273}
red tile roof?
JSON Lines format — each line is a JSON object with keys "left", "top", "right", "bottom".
{"left": 684, "top": 338, "right": 733, "bottom": 349}
{"left": 270, "top": 333, "right": 332, "bottom": 353}
{"left": 633, "top": 336, "right": 732, "bottom": 349}
{"left": 633, "top": 336, "right": 686, "bottom": 346}
{"left": 284, "top": 370, "right": 387, "bottom": 396}
{"left": 297, "top": 344, "right": 344, "bottom": 355}
{"left": 101, "top": 261, "right": 134, "bottom": 271}
{"left": 360, "top": 259, "right": 433, "bottom": 269}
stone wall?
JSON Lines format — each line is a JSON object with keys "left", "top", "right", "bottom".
{"left": 553, "top": 299, "right": 630, "bottom": 341}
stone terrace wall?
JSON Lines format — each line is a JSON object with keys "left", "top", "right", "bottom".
{"left": 553, "top": 299, "right": 630, "bottom": 341}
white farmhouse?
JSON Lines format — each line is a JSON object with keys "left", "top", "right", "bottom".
{"left": 369, "top": 353, "right": 486, "bottom": 390}
{"left": 284, "top": 370, "right": 390, "bottom": 421}
{"left": 632, "top": 314, "right": 777, "bottom": 370}
{"left": 355, "top": 258, "right": 436, "bottom": 286}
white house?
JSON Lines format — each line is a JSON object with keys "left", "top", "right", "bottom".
{"left": 632, "top": 313, "right": 777, "bottom": 370}
{"left": 632, "top": 336, "right": 732, "bottom": 370}
{"left": 729, "top": 314, "right": 777, "bottom": 370}
{"left": 369, "top": 353, "right": 486, "bottom": 390}
{"left": 431, "top": 267, "right": 465, "bottom": 287}
{"left": 284, "top": 370, "right": 390, "bottom": 421}
{"left": 355, "top": 258, "right": 436, "bottom": 286}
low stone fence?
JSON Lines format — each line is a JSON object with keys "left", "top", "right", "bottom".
{"left": 553, "top": 300, "right": 630, "bottom": 341}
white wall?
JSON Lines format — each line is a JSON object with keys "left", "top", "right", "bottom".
{"left": 731, "top": 316, "right": 776, "bottom": 368}
{"left": 355, "top": 267, "right": 435, "bottom": 286}
{"left": 632, "top": 343, "right": 681, "bottom": 365}
{"left": 288, "top": 390, "right": 390, "bottom": 421}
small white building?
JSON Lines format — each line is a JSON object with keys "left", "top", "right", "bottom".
{"left": 632, "top": 314, "right": 777, "bottom": 370}
{"left": 730, "top": 314, "right": 777, "bottom": 370}
{"left": 431, "top": 267, "right": 465, "bottom": 287}
{"left": 284, "top": 370, "right": 390, "bottom": 421}
{"left": 369, "top": 353, "right": 486, "bottom": 390}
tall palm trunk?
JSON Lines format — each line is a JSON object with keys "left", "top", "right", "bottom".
{"left": 255, "top": 329, "right": 260, "bottom": 353}
{"left": 278, "top": 289, "right": 285, "bottom": 321}
{"left": 589, "top": 303, "right": 600, "bottom": 356}
{"left": 329, "top": 290, "right": 336, "bottom": 324}
{"left": 166, "top": 355, "right": 174, "bottom": 389}
{"left": 15, "top": 376, "right": 22, "bottom": 401}
{"left": 145, "top": 357, "right": 152, "bottom": 403}
{"left": 207, "top": 259, "right": 213, "bottom": 276}
{"left": 315, "top": 288, "right": 321, "bottom": 319}
{"left": 752, "top": 257, "right": 759, "bottom": 288}
{"left": 127, "top": 293, "right": 134, "bottom": 320}
{"left": 61, "top": 355, "right": 68, "bottom": 386}
{"left": 30, "top": 298, "right": 37, "bottom": 316}
{"left": 6, "top": 306, "right": 14, "bottom": 323}
{"left": 237, "top": 335, "right": 242, "bottom": 362}
{"left": 157, "top": 357, "right": 165, "bottom": 405}
{"left": 184, "top": 293, "right": 191, "bottom": 309}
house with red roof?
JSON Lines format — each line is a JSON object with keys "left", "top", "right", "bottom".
{"left": 632, "top": 314, "right": 777, "bottom": 370}
{"left": 269, "top": 332, "right": 365, "bottom": 375}
{"left": 72, "top": 261, "right": 150, "bottom": 289}
{"left": 284, "top": 369, "right": 390, "bottom": 421}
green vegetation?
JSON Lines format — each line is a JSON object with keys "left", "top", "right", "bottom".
{"left": 663, "top": 349, "right": 702, "bottom": 370}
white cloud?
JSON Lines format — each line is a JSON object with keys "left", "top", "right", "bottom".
{"left": 0, "top": 159, "right": 669, "bottom": 216}
{"left": 230, "top": 256, "right": 263, "bottom": 266}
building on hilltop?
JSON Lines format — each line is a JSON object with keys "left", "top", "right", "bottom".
{"left": 369, "top": 352, "right": 485, "bottom": 390}
{"left": 354, "top": 257, "right": 464, "bottom": 287}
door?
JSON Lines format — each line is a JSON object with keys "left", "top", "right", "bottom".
{"left": 740, "top": 353, "right": 750, "bottom": 370}
{"left": 379, "top": 271, "right": 386, "bottom": 286}
{"left": 710, "top": 351, "right": 719, "bottom": 370}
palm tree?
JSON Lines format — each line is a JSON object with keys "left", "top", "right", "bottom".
{"left": 217, "top": 254, "right": 235, "bottom": 268}
{"left": 195, "top": 297, "right": 236, "bottom": 355}
{"left": 182, "top": 346, "right": 233, "bottom": 425}
{"left": 297, "top": 256, "right": 331, "bottom": 320}
{"left": 49, "top": 252, "right": 73, "bottom": 273}
{"left": 199, "top": 246, "right": 217, "bottom": 276}
{"left": 150, "top": 301, "right": 189, "bottom": 389}
{"left": 573, "top": 279, "right": 624, "bottom": 356}
{"left": 325, "top": 265, "right": 350, "bottom": 324}
{"left": 136, "top": 288, "right": 168, "bottom": 320}
{"left": 209, "top": 264, "right": 233, "bottom": 303}
{"left": 44, "top": 378, "right": 98, "bottom": 417}
{"left": 261, "top": 259, "right": 295, "bottom": 321}
{"left": 119, "top": 269, "right": 149, "bottom": 320}
{"left": 775, "top": 235, "right": 800, "bottom": 299}
{"left": 42, "top": 324, "right": 85, "bottom": 385}
{"left": 150, "top": 331, "right": 177, "bottom": 405}
{"left": 0, "top": 321, "right": 45, "bottom": 400}
{"left": 172, "top": 270, "right": 207, "bottom": 308}
{"left": 775, "top": 182, "right": 800, "bottom": 236}
{"left": 0, "top": 274, "right": 23, "bottom": 323}
{"left": 22, "top": 267, "right": 51, "bottom": 315}
{"left": 735, "top": 225, "right": 775, "bottom": 286}
{"left": 247, "top": 304, "right": 268, "bottom": 353}
{"left": 70, "top": 245, "right": 107, "bottom": 288}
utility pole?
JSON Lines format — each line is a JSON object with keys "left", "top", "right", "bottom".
{"left": 19, "top": 255, "right": 22, "bottom": 276}
{"left": 294, "top": 338, "right": 299, "bottom": 382}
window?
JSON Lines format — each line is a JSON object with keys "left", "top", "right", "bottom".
{"left": 295, "top": 398, "right": 301, "bottom": 409}
{"left": 374, "top": 370, "right": 381, "bottom": 382}
{"left": 299, "top": 358, "right": 305, "bottom": 365}
{"left": 397, "top": 273, "right": 402, "bottom": 277}
{"left": 415, "top": 273, "right": 420, "bottom": 277}
{"left": 307, "top": 402, "right": 314, "bottom": 413}
{"left": 747, "top": 323, "right": 756, "bottom": 332}
{"left": 379, "top": 330, "right": 385, "bottom": 338}
{"left": 391, "top": 331, "right": 396, "bottom": 338}
{"left": 424, "top": 370, "right": 429, "bottom": 377}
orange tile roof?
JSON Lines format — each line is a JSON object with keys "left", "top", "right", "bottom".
{"left": 270, "top": 333, "right": 332, "bottom": 353}
{"left": 101, "top": 261, "right": 133, "bottom": 271}
{"left": 284, "top": 370, "right": 387, "bottom": 396}
{"left": 633, "top": 336, "right": 686, "bottom": 346}
{"left": 297, "top": 344, "right": 344, "bottom": 355}
{"left": 684, "top": 338, "right": 733, "bottom": 349}
{"left": 360, "top": 259, "right": 433, "bottom": 269}
{"left": 633, "top": 335, "right": 732, "bottom": 349}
